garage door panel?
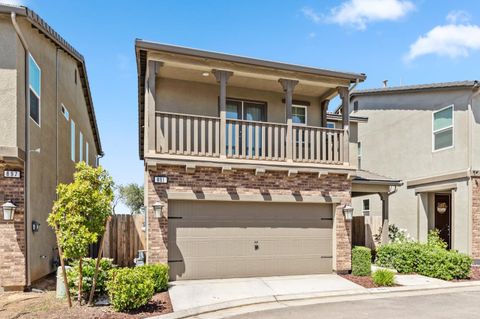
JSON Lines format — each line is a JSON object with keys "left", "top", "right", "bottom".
{"left": 168, "top": 201, "right": 333, "bottom": 280}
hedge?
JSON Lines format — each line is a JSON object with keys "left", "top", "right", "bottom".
{"left": 140, "top": 263, "right": 169, "bottom": 292}
{"left": 352, "top": 246, "right": 372, "bottom": 276}
{"left": 67, "top": 258, "right": 114, "bottom": 300}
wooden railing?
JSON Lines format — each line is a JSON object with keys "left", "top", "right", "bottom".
{"left": 155, "top": 112, "right": 345, "bottom": 165}
{"left": 292, "top": 125, "right": 344, "bottom": 164}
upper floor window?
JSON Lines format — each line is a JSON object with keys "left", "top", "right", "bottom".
{"left": 363, "top": 199, "right": 370, "bottom": 215}
{"left": 61, "top": 104, "right": 69, "bottom": 120}
{"left": 226, "top": 99, "right": 266, "bottom": 121}
{"left": 292, "top": 105, "right": 307, "bottom": 125}
{"left": 71, "top": 120, "right": 76, "bottom": 162}
{"left": 357, "top": 142, "right": 362, "bottom": 169}
{"left": 28, "top": 55, "right": 41, "bottom": 126}
{"left": 86, "top": 142, "right": 89, "bottom": 165}
{"left": 327, "top": 121, "right": 336, "bottom": 129}
{"left": 79, "top": 132, "right": 84, "bottom": 162}
{"left": 433, "top": 105, "right": 454, "bottom": 151}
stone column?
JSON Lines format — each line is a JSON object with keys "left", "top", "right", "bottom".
{"left": 379, "top": 192, "right": 390, "bottom": 244}
{"left": 279, "top": 79, "right": 299, "bottom": 162}
{"left": 213, "top": 69, "right": 233, "bottom": 158}
{"left": 338, "top": 87, "right": 350, "bottom": 164}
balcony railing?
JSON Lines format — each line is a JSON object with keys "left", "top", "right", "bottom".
{"left": 155, "top": 111, "right": 345, "bottom": 165}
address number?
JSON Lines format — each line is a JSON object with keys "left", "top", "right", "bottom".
{"left": 4, "top": 170, "right": 21, "bottom": 178}
{"left": 154, "top": 176, "right": 168, "bottom": 184}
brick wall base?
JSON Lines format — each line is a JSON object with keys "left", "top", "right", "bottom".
{"left": 0, "top": 161, "right": 26, "bottom": 289}
{"left": 472, "top": 177, "right": 480, "bottom": 259}
{"left": 146, "top": 165, "right": 353, "bottom": 273}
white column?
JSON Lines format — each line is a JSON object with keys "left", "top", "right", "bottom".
{"left": 213, "top": 70, "right": 233, "bottom": 158}
{"left": 279, "top": 79, "right": 299, "bottom": 162}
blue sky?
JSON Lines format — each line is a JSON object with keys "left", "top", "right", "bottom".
{"left": 7, "top": 0, "right": 480, "bottom": 206}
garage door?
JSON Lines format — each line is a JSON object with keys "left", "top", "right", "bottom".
{"left": 168, "top": 201, "right": 333, "bottom": 280}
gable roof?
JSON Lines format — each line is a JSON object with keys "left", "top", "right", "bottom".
{"left": 0, "top": 3, "right": 103, "bottom": 155}
{"left": 351, "top": 80, "right": 479, "bottom": 97}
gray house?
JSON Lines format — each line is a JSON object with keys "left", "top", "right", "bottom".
{"left": 351, "top": 81, "right": 480, "bottom": 261}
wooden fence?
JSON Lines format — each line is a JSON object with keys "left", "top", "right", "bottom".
{"left": 352, "top": 215, "right": 383, "bottom": 250}
{"left": 103, "top": 214, "right": 146, "bottom": 267}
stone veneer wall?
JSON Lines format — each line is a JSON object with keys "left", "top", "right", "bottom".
{"left": 147, "top": 165, "right": 353, "bottom": 272}
{"left": 0, "top": 161, "right": 26, "bottom": 289}
{"left": 472, "top": 177, "right": 480, "bottom": 259}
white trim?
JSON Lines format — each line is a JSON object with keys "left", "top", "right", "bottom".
{"left": 71, "top": 120, "right": 76, "bottom": 162}
{"left": 61, "top": 104, "right": 69, "bottom": 120}
{"left": 86, "top": 142, "right": 89, "bottom": 165}
{"left": 292, "top": 104, "right": 307, "bottom": 125}
{"left": 28, "top": 54, "right": 41, "bottom": 127}
{"left": 432, "top": 104, "right": 454, "bottom": 152}
{"left": 326, "top": 121, "right": 336, "bottom": 129}
{"left": 79, "top": 131, "right": 83, "bottom": 162}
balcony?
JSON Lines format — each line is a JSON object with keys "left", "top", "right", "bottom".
{"left": 155, "top": 111, "right": 346, "bottom": 165}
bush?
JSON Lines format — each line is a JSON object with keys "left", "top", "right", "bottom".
{"left": 352, "top": 246, "right": 372, "bottom": 276}
{"left": 140, "top": 263, "right": 169, "bottom": 292}
{"left": 107, "top": 267, "right": 155, "bottom": 312}
{"left": 67, "top": 258, "right": 114, "bottom": 300}
{"left": 375, "top": 230, "right": 473, "bottom": 280}
{"left": 372, "top": 269, "right": 395, "bottom": 286}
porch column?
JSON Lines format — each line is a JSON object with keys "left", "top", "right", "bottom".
{"left": 379, "top": 192, "right": 389, "bottom": 244}
{"left": 279, "top": 79, "right": 299, "bottom": 162}
{"left": 321, "top": 99, "right": 330, "bottom": 127}
{"left": 146, "top": 60, "right": 162, "bottom": 153}
{"left": 213, "top": 69, "right": 233, "bottom": 158}
{"left": 338, "top": 87, "right": 350, "bottom": 164}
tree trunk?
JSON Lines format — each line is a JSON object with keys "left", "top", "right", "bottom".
{"left": 55, "top": 225, "right": 72, "bottom": 308}
{"left": 88, "top": 217, "right": 110, "bottom": 305}
{"left": 78, "top": 257, "right": 83, "bottom": 305}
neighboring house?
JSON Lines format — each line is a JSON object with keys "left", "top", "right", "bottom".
{"left": 136, "top": 40, "right": 399, "bottom": 281}
{"left": 0, "top": 5, "right": 102, "bottom": 290}
{"left": 351, "top": 81, "right": 480, "bottom": 261}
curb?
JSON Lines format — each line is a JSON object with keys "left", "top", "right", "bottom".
{"left": 155, "top": 281, "right": 480, "bottom": 319}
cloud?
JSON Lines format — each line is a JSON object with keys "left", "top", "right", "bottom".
{"left": 1, "top": 0, "right": 25, "bottom": 6}
{"left": 446, "top": 10, "right": 471, "bottom": 24}
{"left": 311, "top": 0, "right": 415, "bottom": 30}
{"left": 307, "top": 32, "right": 317, "bottom": 39}
{"left": 405, "top": 14, "right": 480, "bottom": 61}
{"left": 301, "top": 7, "right": 321, "bottom": 24}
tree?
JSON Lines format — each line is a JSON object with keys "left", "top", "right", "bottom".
{"left": 118, "top": 183, "right": 144, "bottom": 214}
{"left": 48, "top": 162, "right": 114, "bottom": 306}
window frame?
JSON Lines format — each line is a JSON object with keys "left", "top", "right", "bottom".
{"left": 79, "top": 131, "right": 83, "bottom": 162}
{"left": 86, "top": 142, "right": 89, "bottom": 165}
{"left": 292, "top": 105, "right": 307, "bottom": 126}
{"left": 28, "top": 54, "right": 41, "bottom": 127}
{"left": 61, "top": 104, "right": 69, "bottom": 120}
{"left": 326, "top": 121, "right": 336, "bottom": 129}
{"left": 362, "top": 199, "right": 370, "bottom": 214}
{"left": 71, "top": 120, "right": 76, "bottom": 162}
{"left": 357, "top": 142, "right": 362, "bottom": 169}
{"left": 432, "top": 104, "right": 454, "bottom": 152}
{"left": 224, "top": 97, "right": 267, "bottom": 122}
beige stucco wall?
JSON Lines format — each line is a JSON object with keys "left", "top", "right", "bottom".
{"left": 352, "top": 89, "right": 474, "bottom": 254}
{"left": 1, "top": 16, "right": 100, "bottom": 283}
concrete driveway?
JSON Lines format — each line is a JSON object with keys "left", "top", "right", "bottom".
{"left": 168, "top": 274, "right": 364, "bottom": 311}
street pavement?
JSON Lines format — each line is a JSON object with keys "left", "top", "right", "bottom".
{"left": 228, "top": 290, "right": 480, "bottom": 319}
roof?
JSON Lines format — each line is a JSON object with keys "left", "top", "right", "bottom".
{"left": 326, "top": 112, "right": 368, "bottom": 123}
{"left": 0, "top": 4, "right": 103, "bottom": 155}
{"left": 136, "top": 40, "right": 367, "bottom": 159}
{"left": 351, "top": 80, "right": 479, "bottom": 97}
{"left": 353, "top": 170, "right": 402, "bottom": 186}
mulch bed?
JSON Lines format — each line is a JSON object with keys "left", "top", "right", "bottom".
{"left": 453, "top": 266, "right": 480, "bottom": 282}
{"left": 340, "top": 274, "right": 380, "bottom": 288}
{"left": 98, "top": 291, "right": 173, "bottom": 319}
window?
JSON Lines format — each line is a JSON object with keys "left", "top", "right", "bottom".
{"left": 71, "top": 120, "right": 76, "bottom": 162}
{"left": 86, "top": 142, "right": 89, "bottom": 165}
{"left": 363, "top": 199, "right": 370, "bottom": 216}
{"left": 433, "top": 105, "right": 454, "bottom": 151}
{"left": 292, "top": 105, "right": 307, "bottom": 125}
{"left": 357, "top": 142, "right": 362, "bottom": 169}
{"left": 28, "top": 55, "right": 41, "bottom": 126}
{"left": 61, "top": 104, "right": 69, "bottom": 120}
{"left": 79, "top": 132, "right": 83, "bottom": 162}
{"left": 74, "top": 69, "right": 77, "bottom": 85}
{"left": 327, "top": 121, "right": 336, "bottom": 129}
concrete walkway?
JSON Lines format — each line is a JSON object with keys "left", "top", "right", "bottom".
{"left": 168, "top": 274, "right": 364, "bottom": 311}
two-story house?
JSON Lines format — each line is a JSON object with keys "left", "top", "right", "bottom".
{"left": 0, "top": 4, "right": 102, "bottom": 290}
{"left": 351, "top": 81, "right": 480, "bottom": 262}
{"left": 136, "top": 40, "right": 400, "bottom": 281}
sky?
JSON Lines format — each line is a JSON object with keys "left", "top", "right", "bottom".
{"left": 4, "top": 0, "right": 480, "bottom": 207}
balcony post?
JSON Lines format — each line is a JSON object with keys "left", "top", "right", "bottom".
{"left": 321, "top": 99, "right": 330, "bottom": 127}
{"left": 146, "top": 60, "right": 162, "bottom": 153}
{"left": 338, "top": 86, "right": 350, "bottom": 164}
{"left": 279, "top": 79, "right": 299, "bottom": 162}
{"left": 213, "top": 69, "right": 233, "bottom": 158}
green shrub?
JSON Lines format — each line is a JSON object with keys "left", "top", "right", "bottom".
{"left": 372, "top": 269, "right": 395, "bottom": 286}
{"left": 107, "top": 267, "right": 155, "bottom": 312}
{"left": 67, "top": 258, "right": 114, "bottom": 300}
{"left": 140, "top": 263, "right": 169, "bottom": 292}
{"left": 352, "top": 246, "right": 372, "bottom": 276}
{"left": 416, "top": 249, "right": 472, "bottom": 280}
{"left": 426, "top": 229, "right": 448, "bottom": 250}
{"left": 376, "top": 242, "right": 421, "bottom": 274}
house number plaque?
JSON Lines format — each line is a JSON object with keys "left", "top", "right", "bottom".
{"left": 154, "top": 176, "right": 168, "bottom": 184}
{"left": 4, "top": 170, "right": 20, "bottom": 178}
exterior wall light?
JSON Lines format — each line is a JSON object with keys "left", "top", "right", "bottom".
{"left": 153, "top": 201, "right": 164, "bottom": 218}
{"left": 2, "top": 201, "right": 16, "bottom": 221}
{"left": 343, "top": 204, "right": 354, "bottom": 221}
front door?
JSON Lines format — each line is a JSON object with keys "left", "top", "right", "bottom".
{"left": 434, "top": 194, "right": 451, "bottom": 249}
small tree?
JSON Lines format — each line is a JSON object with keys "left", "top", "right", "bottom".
{"left": 118, "top": 183, "right": 144, "bottom": 214}
{"left": 48, "top": 162, "right": 113, "bottom": 306}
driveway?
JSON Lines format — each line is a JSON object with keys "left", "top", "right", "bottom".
{"left": 168, "top": 274, "right": 364, "bottom": 311}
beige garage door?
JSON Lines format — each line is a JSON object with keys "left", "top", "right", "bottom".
{"left": 168, "top": 201, "right": 333, "bottom": 280}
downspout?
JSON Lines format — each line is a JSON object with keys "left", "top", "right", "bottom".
{"left": 11, "top": 11, "right": 31, "bottom": 289}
